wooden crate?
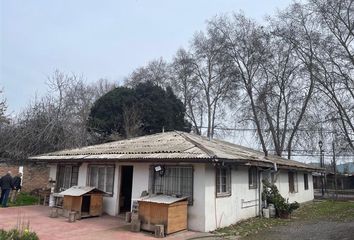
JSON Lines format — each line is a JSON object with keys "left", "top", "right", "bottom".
{"left": 138, "top": 200, "right": 188, "bottom": 234}
{"left": 63, "top": 194, "right": 103, "bottom": 219}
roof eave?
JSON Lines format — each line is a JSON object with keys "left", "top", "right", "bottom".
{"left": 28, "top": 156, "right": 320, "bottom": 171}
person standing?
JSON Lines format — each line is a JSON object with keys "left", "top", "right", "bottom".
{"left": 11, "top": 172, "right": 22, "bottom": 203}
{"left": 0, "top": 171, "right": 14, "bottom": 207}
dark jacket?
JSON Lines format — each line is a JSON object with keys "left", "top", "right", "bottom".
{"left": 0, "top": 173, "right": 13, "bottom": 190}
{"left": 13, "top": 176, "right": 22, "bottom": 190}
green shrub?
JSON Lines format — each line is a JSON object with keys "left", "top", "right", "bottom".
{"left": 262, "top": 179, "right": 300, "bottom": 217}
{"left": 9, "top": 192, "right": 38, "bottom": 207}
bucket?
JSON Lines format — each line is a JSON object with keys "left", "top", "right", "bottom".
{"left": 49, "top": 194, "right": 54, "bottom": 207}
{"left": 262, "top": 208, "right": 270, "bottom": 218}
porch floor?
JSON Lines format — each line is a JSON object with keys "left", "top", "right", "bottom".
{"left": 0, "top": 205, "right": 211, "bottom": 240}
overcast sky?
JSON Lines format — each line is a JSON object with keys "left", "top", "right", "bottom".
{"left": 1, "top": 0, "right": 292, "bottom": 114}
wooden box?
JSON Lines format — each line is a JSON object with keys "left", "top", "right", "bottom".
{"left": 138, "top": 196, "right": 188, "bottom": 235}
{"left": 60, "top": 186, "right": 105, "bottom": 219}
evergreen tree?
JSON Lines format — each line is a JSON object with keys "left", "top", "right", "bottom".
{"left": 88, "top": 82, "right": 191, "bottom": 141}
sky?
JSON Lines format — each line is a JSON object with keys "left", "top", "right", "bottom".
{"left": 0, "top": 0, "right": 293, "bottom": 114}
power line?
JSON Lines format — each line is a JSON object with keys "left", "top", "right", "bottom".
{"left": 200, "top": 126, "right": 338, "bottom": 134}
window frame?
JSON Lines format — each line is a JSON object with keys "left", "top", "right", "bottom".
{"left": 248, "top": 167, "right": 258, "bottom": 189}
{"left": 215, "top": 166, "right": 231, "bottom": 197}
{"left": 87, "top": 164, "right": 115, "bottom": 196}
{"left": 288, "top": 171, "right": 298, "bottom": 193}
{"left": 56, "top": 164, "right": 79, "bottom": 192}
{"left": 149, "top": 165, "right": 194, "bottom": 205}
{"left": 304, "top": 173, "right": 309, "bottom": 190}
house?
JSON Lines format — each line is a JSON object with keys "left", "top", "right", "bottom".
{"left": 29, "top": 131, "right": 318, "bottom": 232}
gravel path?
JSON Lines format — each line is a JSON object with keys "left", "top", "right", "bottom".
{"left": 244, "top": 220, "right": 354, "bottom": 240}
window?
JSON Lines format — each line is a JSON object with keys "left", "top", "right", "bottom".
{"left": 56, "top": 165, "right": 79, "bottom": 191}
{"left": 88, "top": 165, "right": 115, "bottom": 195}
{"left": 249, "top": 167, "right": 258, "bottom": 189}
{"left": 149, "top": 165, "right": 193, "bottom": 204}
{"left": 216, "top": 166, "right": 231, "bottom": 197}
{"left": 304, "top": 173, "right": 309, "bottom": 190}
{"left": 288, "top": 171, "right": 298, "bottom": 193}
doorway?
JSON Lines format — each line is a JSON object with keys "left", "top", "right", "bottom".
{"left": 81, "top": 195, "right": 91, "bottom": 217}
{"left": 119, "top": 166, "right": 133, "bottom": 213}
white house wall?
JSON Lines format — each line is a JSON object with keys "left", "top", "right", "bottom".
{"left": 204, "top": 165, "right": 260, "bottom": 232}
{"left": 48, "top": 162, "right": 314, "bottom": 233}
{"left": 48, "top": 162, "right": 208, "bottom": 232}
{"left": 129, "top": 162, "right": 207, "bottom": 232}
{"left": 187, "top": 163, "right": 206, "bottom": 232}
{"left": 274, "top": 170, "right": 314, "bottom": 203}
{"left": 130, "top": 163, "right": 150, "bottom": 208}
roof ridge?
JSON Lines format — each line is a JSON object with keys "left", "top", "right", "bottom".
{"left": 176, "top": 131, "right": 216, "bottom": 159}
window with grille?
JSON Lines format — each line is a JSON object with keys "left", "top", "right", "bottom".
{"left": 288, "top": 171, "right": 298, "bottom": 193}
{"left": 56, "top": 165, "right": 79, "bottom": 192}
{"left": 216, "top": 166, "right": 231, "bottom": 197}
{"left": 88, "top": 165, "right": 115, "bottom": 195}
{"left": 149, "top": 165, "right": 193, "bottom": 204}
{"left": 248, "top": 167, "right": 258, "bottom": 189}
{"left": 304, "top": 173, "right": 309, "bottom": 190}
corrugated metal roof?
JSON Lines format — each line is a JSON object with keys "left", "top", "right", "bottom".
{"left": 138, "top": 195, "right": 188, "bottom": 204}
{"left": 29, "top": 131, "right": 319, "bottom": 171}
{"left": 59, "top": 186, "right": 106, "bottom": 196}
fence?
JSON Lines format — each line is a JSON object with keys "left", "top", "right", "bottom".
{"left": 314, "top": 174, "right": 354, "bottom": 200}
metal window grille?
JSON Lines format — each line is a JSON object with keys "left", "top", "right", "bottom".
{"left": 150, "top": 165, "right": 193, "bottom": 204}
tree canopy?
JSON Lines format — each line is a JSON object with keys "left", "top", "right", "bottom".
{"left": 87, "top": 82, "right": 191, "bottom": 140}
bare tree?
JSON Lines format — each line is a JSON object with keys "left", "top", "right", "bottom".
{"left": 171, "top": 48, "right": 204, "bottom": 135}
{"left": 265, "top": 4, "right": 319, "bottom": 158}
{"left": 0, "top": 70, "right": 116, "bottom": 161}
{"left": 309, "top": 0, "right": 354, "bottom": 149}
{"left": 184, "top": 30, "right": 235, "bottom": 138}
{"left": 210, "top": 14, "right": 271, "bottom": 155}
{"left": 124, "top": 58, "right": 171, "bottom": 88}
{"left": 0, "top": 88, "right": 8, "bottom": 124}
{"left": 256, "top": 35, "right": 301, "bottom": 157}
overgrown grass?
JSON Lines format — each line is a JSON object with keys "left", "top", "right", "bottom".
{"left": 214, "top": 200, "right": 354, "bottom": 238}
{"left": 214, "top": 217, "right": 289, "bottom": 238}
{"left": 292, "top": 200, "right": 354, "bottom": 221}
{"left": 8, "top": 192, "right": 38, "bottom": 207}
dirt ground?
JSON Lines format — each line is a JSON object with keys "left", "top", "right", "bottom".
{"left": 243, "top": 220, "right": 354, "bottom": 240}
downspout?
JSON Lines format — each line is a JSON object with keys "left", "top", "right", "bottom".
{"left": 214, "top": 190, "right": 217, "bottom": 229}
{"left": 258, "top": 168, "right": 262, "bottom": 216}
{"left": 211, "top": 158, "right": 218, "bottom": 230}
